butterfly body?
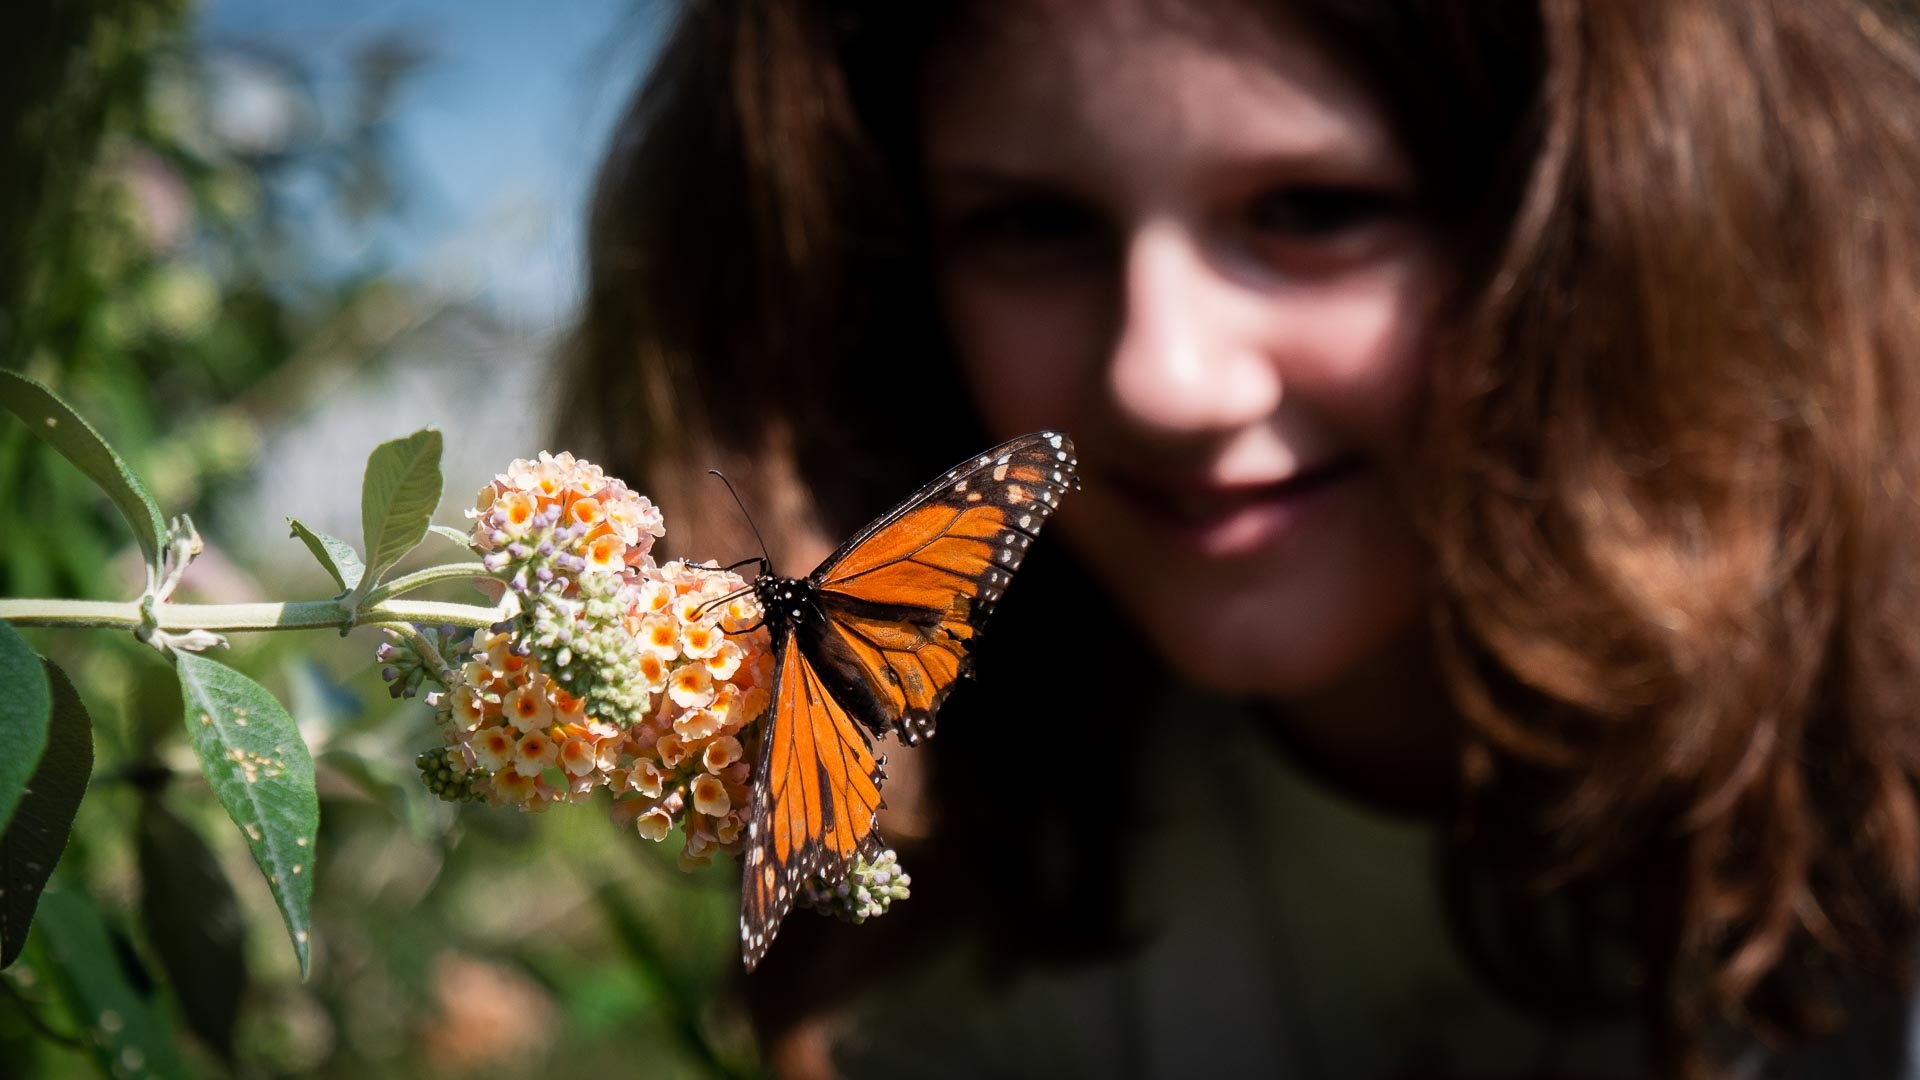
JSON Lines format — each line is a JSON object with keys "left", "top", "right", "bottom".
{"left": 738, "top": 431, "right": 1079, "bottom": 971}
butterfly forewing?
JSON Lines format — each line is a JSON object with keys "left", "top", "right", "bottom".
{"left": 739, "top": 431, "right": 1078, "bottom": 970}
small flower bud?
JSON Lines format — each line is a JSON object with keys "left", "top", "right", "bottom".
{"left": 798, "top": 849, "right": 911, "bottom": 925}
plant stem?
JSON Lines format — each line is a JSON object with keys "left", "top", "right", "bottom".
{"left": 359, "top": 560, "right": 491, "bottom": 607}
{"left": 0, "top": 596, "right": 513, "bottom": 633}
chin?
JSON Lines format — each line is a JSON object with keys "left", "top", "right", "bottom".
{"left": 1143, "top": 592, "right": 1419, "bottom": 698}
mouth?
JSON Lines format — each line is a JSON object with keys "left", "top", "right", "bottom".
{"left": 1107, "top": 456, "right": 1366, "bottom": 557}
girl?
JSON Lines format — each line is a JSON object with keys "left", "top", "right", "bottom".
{"left": 566, "top": 1, "right": 1920, "bottom": 1076}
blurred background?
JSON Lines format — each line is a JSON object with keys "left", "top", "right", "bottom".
{"left": 2, "top": 1, "right": 763, "bottom": 1076}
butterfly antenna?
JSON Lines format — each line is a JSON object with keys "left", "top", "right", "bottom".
{"left": 708, "top": 469, "right": 773, "bottom": 572}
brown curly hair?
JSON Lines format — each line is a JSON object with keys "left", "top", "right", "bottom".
{"left": 562, "top": 1, "right": 1920, "bottom": 1074}
{"left": 1424, "top": 0, "right": 1920, "bottom": 1071}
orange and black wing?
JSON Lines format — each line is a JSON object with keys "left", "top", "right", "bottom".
{"left": 739, "top": 638, "right": 886, "bottom": 972}
{"left": 738, "top": 431, "right": 1078, "bottom": 971}
{"left": 804, "top": 430, "right": 1079, "bottom": 743}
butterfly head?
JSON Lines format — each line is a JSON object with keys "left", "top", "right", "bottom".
{"left": 751, "top": 571, "right": 814, "bottom": 636}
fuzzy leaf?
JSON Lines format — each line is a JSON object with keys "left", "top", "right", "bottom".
{"left": 0, "top": 620, "right": 51, "bottom": 834}
{"left": 428, "top": 523, "right": 472, "bottom": 547}
{"left": 33, "top": 880, "right": 189, "bottom": 1079}
{"left": 0, "top": 660, "right": 93, "bottom": 968}
{"left": 137, "top": 799, "right": 248, "bottom": 1059}
{"left": 0, "top": 370, "right": 167, "bottom": 569}
{"left": 174, "top": 652, "right": 318, "bottom": 976}
{"left": 358, "top": 428, "right": 443, "bottom": 588}
{"left": 287, "top": 517, "right": 364, "bottom": 594}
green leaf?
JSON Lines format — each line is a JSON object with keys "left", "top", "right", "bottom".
{"left": 0, "top": 370, "right": 167, "bottom": 570}
{"left": 0, "top": 620, "right": 52, "bottom": 834}
{"left": 287, "top": 517, "right": 365, "bottom": 594}
{"left": 1, "top": 660, "right": 93, "bottom": 968}
{"left": 137, "top": 799, "right": 248, "bottom": 1060}
{"left": 33, "top": 880, "right": 189, "bottom": 1080}
{"left": 127, "top": 657, "right": 185, "bottom": 759}
{"left": 357, "top": 428, "right": 443, "bottom": 589}
{"left": 428, "top": 523, "right": 472, "bottom": 547}
{"left": 174, "top": 652, "right": 318, "bottom": 977}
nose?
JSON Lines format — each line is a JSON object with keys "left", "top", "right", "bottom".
{"left": 1106, "top": 223, "right": 1282, "bottom": 436}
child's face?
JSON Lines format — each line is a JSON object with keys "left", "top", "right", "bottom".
{"left": 923, "top": 0, "right": 1441, "bottom": 696}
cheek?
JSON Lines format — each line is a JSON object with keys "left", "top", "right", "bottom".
{"left": 944, "top": 275, "right": 1106, "bottom": 438}
{"left": 1269, "top": 255, "right": 1439, "bottom": 467}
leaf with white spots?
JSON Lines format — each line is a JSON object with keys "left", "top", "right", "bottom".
{"left": 0, "top": 660, "right": 93, "bottom": 968}
{"left": 175, "top": 653, "right": 318, "bottom": 977}
{"left": 0, "top": 620, "right": 51, "bottom": 836}
{"left": 31, "top": 878, "right": 189, "bottom": 1079}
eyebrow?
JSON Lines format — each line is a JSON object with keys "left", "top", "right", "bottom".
{"left": 923, "top": 166, "right": 1063, "bottom": 192}
{"left": 924, "top": 144, "right": 1415, "bottom": 198}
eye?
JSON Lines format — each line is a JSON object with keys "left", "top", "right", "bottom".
{"left": 1247, "top": 185, "right": 1404, "bottom": 239}
{"left": 1237, "top": 184, "right": 1416, "bottom": 275}
{"left": 936, "top": 193, "right": 1111, "bottom": 276}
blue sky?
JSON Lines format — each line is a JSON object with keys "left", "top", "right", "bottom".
{"left": 202, "top": 0, "right": 675, "bottom": 560}
{"left": 200, "top": 0, "right": 666, "bottom": 326}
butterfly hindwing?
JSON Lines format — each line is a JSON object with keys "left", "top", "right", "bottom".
{"left": 740, "top": 636, "right": 886, "bottom": 972}
{"left": 738, "top": 431, "right": 1078, "bottom": 971}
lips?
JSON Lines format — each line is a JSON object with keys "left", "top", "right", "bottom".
{"left": 1104, "top": 456, "right": 1365, "bottom": 555}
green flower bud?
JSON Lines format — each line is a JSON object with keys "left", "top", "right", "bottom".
{"left": 416, "top": 746, "right": 487, "bottom": 804}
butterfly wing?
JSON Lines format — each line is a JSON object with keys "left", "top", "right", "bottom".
{"left": 805, "top": 431, "right": 1079, "bottom": 743}
{"left": 739, "top": 636, "right": 885, "bottom": 972}
{"left": 738, "top": 431, "right": 1078, "bottom": 970}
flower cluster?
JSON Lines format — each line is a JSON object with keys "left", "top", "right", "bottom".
{"left": 604, "top": 559, "right": 774, "bottom": 869}
{"left": 468, "top": 451, "right": 664, "bottom": 574}
{"left": 393, "top": 450, "right": 909, "bottom": 928}
{"left": 413, "top": 453, "right": 775, "bottom": 862}
{"left": 466, "top": 452, "right": 666, "bottom": 727}
{"left": 430, "top": 627, "right": 630, "bottom": 809}
{"left": 798, "top": 849, "right": 912, "bottom": 924}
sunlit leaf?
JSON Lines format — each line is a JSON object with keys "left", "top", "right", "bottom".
{"left": 0, "top": 660, "right": 93, "bottom": 968}
{"left": 0, "top": 370, "right": 167, "bottom": 570}
{"left": 428, "top": 523, "right": 471, "bottom": 547}
{"left": 357, "top": 428, "right": 442, "bottom": 589}
{"left": 287, "top": 517, "right": 364, "bottom": 594}
{"left": 33, "top": 880, "right": 189, "bottom": 1079}
{"left": 137, "top": 799, "right": 247, "bottom": 1059}
{"left": 0, "top": 620, "right": 52, "bottom": 834}
{"left": 174, "top": 652, "right": 318, "bottom": 976}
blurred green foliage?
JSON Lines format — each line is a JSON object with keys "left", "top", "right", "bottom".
{"left": 0, "top": 4, "right": 759, "bottom": 1077}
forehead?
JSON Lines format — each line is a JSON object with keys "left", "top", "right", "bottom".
{"left": 920, "top": 0, "right": 1402, "bottom": 185}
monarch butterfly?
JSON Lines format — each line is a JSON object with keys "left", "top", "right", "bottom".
{"left": 734, "top": 431, "right": 1079, "bottom": 971}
